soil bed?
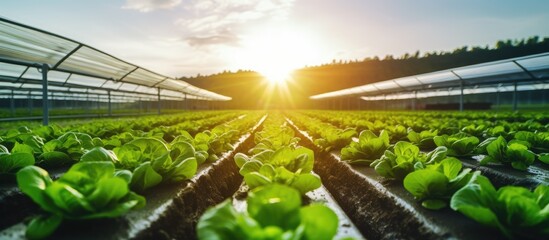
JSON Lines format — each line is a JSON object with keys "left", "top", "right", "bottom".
{"left": 0, "top": 115, "right": 266, "bottom": 240}
{"left": 286, "top": 118, "right": 506, "bottom": 240}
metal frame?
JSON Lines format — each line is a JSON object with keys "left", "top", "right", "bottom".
{"left": 0, "top": 17, "right": 231, "bottom": 124}
{"left": 310, "top": 52, "right": 549, "bottom": 111}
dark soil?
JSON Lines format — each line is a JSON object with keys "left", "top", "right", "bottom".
{"left": 286, "top": 118, "right": 506, "bottom": 240}
{"left": 0, "top": 116, "right": 266, "bottom": 240}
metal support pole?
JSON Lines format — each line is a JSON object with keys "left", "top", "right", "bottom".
{"left": 412, "top": 91, "right": 417, "bottom": 110}
{"left": 513, "top": 81, "right": 518, "bottom": 111}
{"left": 157, "top": 87, "right": 161, "bottom": 115}
{"left": 459, "top": 81, "right": 464, "bottom": 112}
{"left": 10, "top": 89, "right": 15, "bottom": 117}
{"left": 28, "top": 91, "right": 32, "bottom": 116}
{"left": 139, "top": 97, "right": 142, "bottom": 114}
{"left": 108, "top": 90, "right": 112, "bottom": 116}
{"left": 496, "top": 91, "right": 500, "bottom": 111}
{"left": 183, "top": 94, "right": 187, "bottom": 110}
{"left": 41, "top": 64, "right": 49, "bottom": 125}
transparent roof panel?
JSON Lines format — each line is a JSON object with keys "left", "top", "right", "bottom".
{"left": 360, "top": 85, "right": 378, "bottom": 92}
{"left": 58, "top": 46, "right": 134, "bottom": 80}
{"left": 394, "top": 76, "right": 422, "bottom": 88}
{"left": 124, "top": 68, "right": 166, "bottom": 87}
{"left": 453, "top": 62, "right": 521, "bottom": 79}
{"left": 0, "top": 62, "right": 27, "bottom": 78}
{"left": 158, "top": 79, "right": 191, "bottom": 90}
{"left": 134, "top": 85, "right": 158, "bottom": 95}
{"left": 100, "top": 80, "right": 123, "bottom": 90}
{"left": 311, "top": 52, "right": 549, "bottom": 100}
{"left": 117, "top": 82, "right": 140, "bottom": 92}
{"left": 0, "top": 17, "right": 231, "bottom": 101}
{"left": 517, "top": 54, "right": 549, "bottom": 71}
{"left": 0, "top": 20, "right": 78, "bottom": 66}
{"left": 372, "top": 81, "right": 400, "bottom": 91}
{"left": 415, "top": 71, "right": 458, "bottom": 84}
{"left": 0, "top": 81, "right": 24, "bottom": 89}
{"left": 360, "top": 83, "right": 549, "bottom": 101}
{"left": 63, "top": 74, "right": 106, "bottom": 88}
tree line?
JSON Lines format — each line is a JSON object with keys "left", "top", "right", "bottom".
{"left": 181, "top": 36, "right": 549, "bottom": 109}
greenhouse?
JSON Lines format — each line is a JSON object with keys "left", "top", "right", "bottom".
{"left": 1, "top": 2, "right": 548, "bottom": 240}
{"left": 0, "top": 17, "right": 230, "bottom": 124}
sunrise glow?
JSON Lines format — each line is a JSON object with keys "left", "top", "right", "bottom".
{"left": 238, "top": 26, "right": 322, "bottom": 85}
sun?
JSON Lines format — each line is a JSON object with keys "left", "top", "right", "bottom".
{"left": 237, "top": 26, "right": 322, "bottom": 85}
{"left": 261, "top": 66, "right": 291, "bottom": 85}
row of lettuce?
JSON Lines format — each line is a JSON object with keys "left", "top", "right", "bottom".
{"left": 0, "top": 111, "right": 262, "bottom": 239}
{"left": 197, "top": 114, "right": 345, "bottom": 240}
{"left": 287, "top": 111, "right": 548, "bottom": 240}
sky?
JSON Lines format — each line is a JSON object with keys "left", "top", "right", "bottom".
{"left": 1, "top": 0, "right": 549, "bottom": 79}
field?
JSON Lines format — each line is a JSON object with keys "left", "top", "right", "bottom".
{"left": 0, "top": 110, "right": 547, "bottom": 240}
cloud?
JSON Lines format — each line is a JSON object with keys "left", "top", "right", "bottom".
{"left": 186, "top": 29, "right": 241, "bottom": 47}
{"left": 177, "top": 0, "right": 295, "bottom": 47}
{"left": 123, "top": 0, "right": 182, "bottom": 12}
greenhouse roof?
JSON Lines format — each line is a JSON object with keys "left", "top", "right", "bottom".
{"left": 310, "top": 52, "right": 549, "bottom": 99}
{"left": 0, "top": 17, "right": 231, "bottom": 101}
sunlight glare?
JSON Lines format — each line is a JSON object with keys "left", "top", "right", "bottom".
{"left": 238, "top": 27, "right": 322, "bottom": 85}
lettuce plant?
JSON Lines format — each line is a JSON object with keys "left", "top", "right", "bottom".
{"left": 407, "top": 128, "right": 438, "bottom": 150}
{"left": 370, "top": 142, "right": 448, "bottom": 180}
{"left": 341, "top": 130, "right": 390, "bottom": 165}
{"left": 480, "top": 136, "right": 535, "bottom": 170}
{"left": 0, "top": 143, "right": 35, "bottom": 180}
{"left": 313, "top": 127, "right": 356, "bottom": 151}
{"left": 514, "top": 131, "right": 549, "bottom": 154}
{"left": 0, "top": 127, "right": 45, "bottom": 153}
{"left": 403, "top": 157, "right": 477, "bottom": 210}
{"left": 251, "top": 125, "right": 300, "bottom": 154}
{"left": 39, "top": 132, "right": 101, "bottom": 167}
{"left": 113, "top": 138, "right": 197, "bottom": 191}
{"left": 235, "top": 147, "right": 320, "bottom": 194}
{"left": 451, "top": 174, "right": 549, "bottom": 239}
{"left": 197, "top": 184, "right": 338, "bottom": 240}
{"left": 385, "top": 125, "right": 408, "bottom": 143}
{"left": 434, "top": 133, "right": 479, "bottom": 157}
{"left": 194, "top": 125, "right": 239, "bottom": 162}
{"left": 16, "top": 162, "right": 145, "bottom": 239}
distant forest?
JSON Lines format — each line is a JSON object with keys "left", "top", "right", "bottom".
{"left": 181, "top": 36, "right": 549, "bottom": 109}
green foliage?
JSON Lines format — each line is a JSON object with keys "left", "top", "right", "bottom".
{"left": 370, "top": 141, "right": 448, "bottom": 180}
{"left": 313, "top": 127, "right": 357, "bottom": 151}
{"left": 407, "top": 128, "right": 438, "bottom": 150}
{"left": 0, "top": 143, "right": 35, "bottom": 181}
{"left": 514, "top": 131, "right": 549, "bottom": 154}
{"left": 451, "top": 174, "right": 549, "bottom": 239}
{"left": 39, "top": 132, "right": 99, "bottom": 167}
{"left": 16, "top": 162, "right": 145, "bottom": 239}
{"left": 251, "top": 124, "right": 300, "bottom": 154}
{"left": 341, "top": 130, "right": 390, "bottom": 165}
{"left": 480, "top": 136, "right": 536, "bottom": 170}
{"left": 404, "top": 158, "right": 476, "bottom": 210}
{"left": 114, "top": 138, "right": 197, "bottom": 191}
{"left": 434, "top": 134, "right": 479, "bottom": 157}
{"left": 236, "top": 146, "right": 320, "bottom": 194}
{"left": 197, "top": 184, "right": 338, "bottom": 240}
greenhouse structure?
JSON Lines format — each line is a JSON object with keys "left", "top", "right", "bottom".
{"left": 0, "top": 17, "right": 230, "bottom": 124}
{"left": 311, "top": 52, "right": 549, "bottom": 111}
